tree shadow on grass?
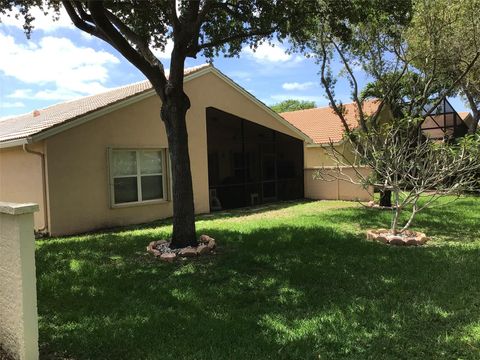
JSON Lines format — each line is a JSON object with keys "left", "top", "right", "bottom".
{"left": 36, "top": 205, "right": 480, "bottom": 359}
{"left": 47, "top": 200, "right": 314, "bottom": 240}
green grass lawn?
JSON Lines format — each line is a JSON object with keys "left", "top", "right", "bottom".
{"left": 36, "top": 197, "right": 480, "bottom": 359}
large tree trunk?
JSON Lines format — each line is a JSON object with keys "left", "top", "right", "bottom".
{"left": 469, "top": 111, "right": 479, "bottom": 134}
{"left": 161, "top": 91, "right": 197, "bottom": 249}
{"left": 464, "top": 89, "right": 479, "bottom": 134}
{"left": 379, "top": 189, "right": 392, "bottom": 207}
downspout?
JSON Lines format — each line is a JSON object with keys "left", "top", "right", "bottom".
{"left": 23, "top": 143, "right": 49, "bottom": 234}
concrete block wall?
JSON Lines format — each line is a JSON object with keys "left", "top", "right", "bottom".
{"left": 0, "top": 202, "right": 39, "bottom": 360}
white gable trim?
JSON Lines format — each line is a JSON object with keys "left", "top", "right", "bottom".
{"left": 0, "top": 138, "right": 28, "bottom": 149}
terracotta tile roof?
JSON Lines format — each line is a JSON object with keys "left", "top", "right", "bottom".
{"left": 0, "top": 64, "right": 210, "bottom": 144}
{"left": 280, "top": 100, "right": 379, "bottom": 144}
{"left": 458, "top": 111, "right": 471, "bottom": 120}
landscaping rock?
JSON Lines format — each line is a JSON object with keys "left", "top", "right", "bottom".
{"left": 160, "top": 252, "right": 176, "bottom": 263}
{"left": 146, "top": 235, "right": 218, "bottom": 262}
{"left": 178, "top": 246, "right": 198, "bottom": 257}
{"left": 207, "top": 239, "right": 216, "bottom": 250}
{"left": 199, "top": 234, "right": 213, "bottom": 244}
{"left": 405, "top": 238, "right": 419, "bottom": 246}
{"left": 147, "top": 241, "right": 156, "bottom": 252}
{"left": 367, "top": 200, "right": 375, "bottom": 207}
{"left": 366, "top": 230, "right": 377, "bottom": 240}
{"left": 376, "top": 235, "right": 389, "bottom": 244}
{"left": 388, "top": 236, "right": 406, "bottom": 246}
{"left": 418, "top": 236, "right": 428, "bottom": 245}
{"left": 367, "top": 228, "right": 429, "bottom": 246}
{"left": 197, "top": 244, "right": 211, "bottom": 255}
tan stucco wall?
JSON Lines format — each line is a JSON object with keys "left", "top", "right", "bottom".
{"left": 0, "top": 202, "right": 39, "bottom": 360}
{"left": 304, "top": 143, "right": 356, "bottom": 168}
{"left": 0, "top": 143, "right": 46, "bottom": 230}
{"left": 44, "top": 71, "right": 303, "bottom": 236}
{"left": 304, "top": 144, "right": 372, "bottom": 201}
{"left": 45, "top": 94, "right": 174, "bottom": 236}
{"left": 305, "top": 167, "right": 372, "bottom": 201}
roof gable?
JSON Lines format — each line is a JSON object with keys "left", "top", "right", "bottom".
{"left": 0, "top": 64, "right": 312, "bottom": 147}
{"left": 0, "top": 64, "right": 210, "bottom": 147}
{"left": 281, "top": 101, "right": 379, "bottom": 144}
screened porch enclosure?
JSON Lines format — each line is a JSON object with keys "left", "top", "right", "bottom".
{"left": 421, "top": 98, "right": 469, "bottom": 140}
{"left": 206, "top": 107, "right": 304, "bottom": 211}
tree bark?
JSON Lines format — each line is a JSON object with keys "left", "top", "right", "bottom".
{"left": 391, "top": 189, "right": 401, "bottom": 235}
{"left": 464, "top": 89, "right": 479, "bottom": 134}
{"left": 471, "top": 112, "right": 480, "bottom": 134}
{"left": 161, "top": 91, "right": 198, "bottom": 248}
{"left": 379, "top": 189, "right": 392, "bottom": 207}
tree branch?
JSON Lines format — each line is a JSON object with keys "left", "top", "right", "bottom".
{"left": 318, "top": 36, "right": 352, "bottom": 137}
{"left": 85, "top": 1, "right": 167, "bottom": 99}
{"left": 332, "top": 40, "right": 367, "bottom": 132}
{"left": 62, "top": 1, "right": 107, "bottom": 41}
{"left": 103, "top": 9, "right": 165, "bottom": 72}
{"left": 423, "top": 50, "right": 480, "bottom": 118}
{"left": 195, "top": 29, "right": 273, "bottom": 52}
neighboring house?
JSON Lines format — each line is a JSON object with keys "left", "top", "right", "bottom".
{"left": 281, "top": 98, "right": 473, "bottom": 201}
{"left": 421, "top": 98, "right": 471, "bottom": 139}
{"left": 281, "top": 102, "right": 378, "bottom": 202}
{"left": 458, "top": 112, "right": 477, "bottom": 133}
{"left": 0, "top": 64, "right": 316, "bottom": 236}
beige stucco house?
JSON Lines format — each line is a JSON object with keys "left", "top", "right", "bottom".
{"left": 0, "top": 64, "right": 371, "bottom": 236}
{"left": 281, "top": 102, "right": 377, "bottom": 202}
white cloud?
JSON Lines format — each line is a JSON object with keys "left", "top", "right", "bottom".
{"left": 0, "top": 34, "right": 120, "bottom": 100}
{"left": 282, "top": 81, "right": 316, "bottom": 91}
{"left": 7, "top": 89, "right": 32, "bottom": 99}
{"left": 1, "top": 101, "right": 25, "bottom": 108}
{"left": 242, "top": 41, "right": 303, "bottom": 64}
{"left": 80, "top": 32, "right": 94, "bottom": 41}
{"left": 151, "top": 38, "right": 174, "bottom": 60}
{"left": 227, "top": 70, "right": 252, "bottom": 82}
{"left": 8, "top": 88, "right": 95, "bottom": 101}
{"left": 0, "top": 6, "right": 73, "bottom": 32}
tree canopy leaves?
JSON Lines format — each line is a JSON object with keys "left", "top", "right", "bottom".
{"left": 406, "top": 0, "right": 480, "bottom": 133}
{"left": 271, "top": 99, "right": 316, "bottom": 113}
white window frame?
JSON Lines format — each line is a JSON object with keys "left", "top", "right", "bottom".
{"left": 108, "top": 147, "right": 168, "bottom": 208}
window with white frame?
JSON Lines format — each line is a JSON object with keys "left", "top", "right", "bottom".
{"left": 110, "top": 149, "right": 166, "bottom": 205}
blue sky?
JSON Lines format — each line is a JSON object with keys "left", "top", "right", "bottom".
{"left": 0, "top": 7, "right": 468, "bottom": 119}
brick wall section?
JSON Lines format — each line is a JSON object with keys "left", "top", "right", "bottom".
{"left": 0, "top": 203, "right": 39, "bottom": 360}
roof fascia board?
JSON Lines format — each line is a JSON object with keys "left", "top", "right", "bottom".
{"left": 0, "top": 138, "right": 28, "bottom": 149}
{"left": 305, "top": 140, "right": 344, "bottom": 148}
{"left": 208, "top": 67, "right": 314, "bottom": 143}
